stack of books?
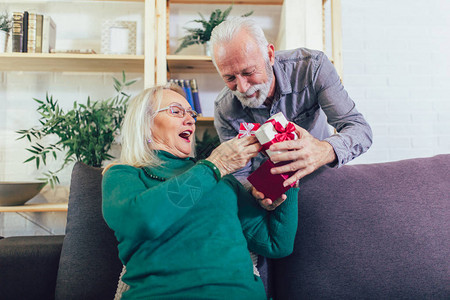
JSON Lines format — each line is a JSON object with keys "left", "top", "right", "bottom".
{"left": 12, "top": 11, "right": 56, "bottom": 53}
{"left": 169, "top": 78, "right": 203, "bottom": 116}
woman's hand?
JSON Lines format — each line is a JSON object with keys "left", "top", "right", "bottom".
{"left": 251, "top": 187, "right": 287, "bottom": 211}
{"left": 206, "top": 136, "right": 260, "bottom": 177}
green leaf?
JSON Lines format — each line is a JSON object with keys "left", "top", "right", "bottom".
{"left": 17, "top": 73, "right": 135, "bottom": 188}
{"left": 23, "top": 157, "right": 35, "bottom": 163}
{"left": 176, "top": 5, "right": 252, "bottom": 53}
{"left": 27, "top": 149, "right": 39, "bottom": 155}
{"left": 113, "top": 77, "right": 121, "bottom": 89}
{"left": 125, "top": 80, "right": 137, "bottom": 86}
{"left": 222, "top": 6, "right": 233, "bottom": 20}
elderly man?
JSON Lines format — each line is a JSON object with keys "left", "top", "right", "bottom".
{"left": 211, "top": 17, "right": 372, "bottom": 209}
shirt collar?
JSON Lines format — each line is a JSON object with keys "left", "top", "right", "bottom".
{"left": 273, "top": 55, "right": 292, "bottom": 95}
{"left": 156, "top": 150, "right": 194, "bottom": 161}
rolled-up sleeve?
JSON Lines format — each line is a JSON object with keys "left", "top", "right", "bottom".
{"left": 314, "top": 53, "right": 373, "bottom": 167}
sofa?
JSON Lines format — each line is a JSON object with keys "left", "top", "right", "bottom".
{"left": 0, "top": 155, "right": 449, "bottom": 299}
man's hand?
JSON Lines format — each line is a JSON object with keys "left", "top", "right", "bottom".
{"left": 269, "top": 124, "right": 337, "bottom": 187}
{"left": 251, "top": 187, "right": 287, "bottom": 211}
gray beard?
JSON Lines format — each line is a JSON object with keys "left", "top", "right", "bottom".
{"left": 232, "top": 64, "right": 274, "bottom": 109}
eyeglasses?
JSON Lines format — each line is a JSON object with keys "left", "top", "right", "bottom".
{"left": 157, "top": 104, "right": 198, "bottom": 120}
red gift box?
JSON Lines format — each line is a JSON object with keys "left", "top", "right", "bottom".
{"left": 247, "top": 159, "right": 296, "bottom": 201}
{"left": 238, "top": 123, "right": 261, "bottom": 138}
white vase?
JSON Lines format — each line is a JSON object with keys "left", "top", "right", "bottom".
{"left": 203, "top": 41, "right": 211, "bottom": 57}
{"left": 0, "top": 31, "right": 8, "bottom": 53}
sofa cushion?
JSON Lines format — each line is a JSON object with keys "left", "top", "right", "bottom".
{"left": 272, "top": 155, "right": 450, "bottom": 299}
{"left": 55, "top": 162, "right": 123, "bottom": 300}
{"left": 0, "top": 235, "right": 64, "bottom": 300}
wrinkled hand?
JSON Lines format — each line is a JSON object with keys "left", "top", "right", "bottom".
{"left": 251, "top": 187, "right": 287, "bottom": 211}
{"left": 269, "top": 124, "right": 337, "bottom": 187}
{"left": 206, "top": 136, "right": 260, "bottom": 177}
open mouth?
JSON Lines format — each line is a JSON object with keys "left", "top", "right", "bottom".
{"left": 179, "top": 130, "right": 193, "bottom": 142}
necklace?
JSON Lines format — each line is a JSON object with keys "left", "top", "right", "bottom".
{"left": 142, "top": 167, "right": 166, "bottom": 181}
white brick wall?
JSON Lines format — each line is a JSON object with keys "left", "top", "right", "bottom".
{"left": 342, "top": 0, "right": 450, "bottom": 164}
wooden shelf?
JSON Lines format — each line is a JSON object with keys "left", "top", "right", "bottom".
{"left": 0, "top": 203, "right": 68, "bottom": 212}
{"left": 92, "top": 0, "right": 283, "bottom": 2}
{"left": 0, "top": 53, "right": 144, "bottom": 73}
{"left": 170, "top": 0, "right": 283, "bottom": 4}
{"left": 167, "top": 55, "right": 218, "bottom": 73}
{"left": 0, "top": 54, "right": 221, "bottom": 74}
{"left": 196, "top": 116, "right": 214, "bottom": 125}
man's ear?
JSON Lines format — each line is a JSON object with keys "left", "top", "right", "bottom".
{"left": 268, "top": 44, "right": 275, "bottom": 65}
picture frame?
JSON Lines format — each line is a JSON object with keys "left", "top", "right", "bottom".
{"left": 101, "top": 20, "right": 136, "bottom": 55}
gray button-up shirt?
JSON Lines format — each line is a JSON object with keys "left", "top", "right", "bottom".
{"left": 214, "top": 48, "right": 372, "bottom": 183}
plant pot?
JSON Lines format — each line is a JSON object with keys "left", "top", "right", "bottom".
{"left": 203, "top": 41, "right": 211, "bottom": 57}
{"left": 0, "top": 31, "right": 8, "bottom": 53}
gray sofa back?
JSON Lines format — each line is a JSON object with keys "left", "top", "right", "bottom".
{"left": 272, "top": 154, "right": 450, "bottom": 299}
{"left": 55, "top": 162, "right": 123, "bottom": 300}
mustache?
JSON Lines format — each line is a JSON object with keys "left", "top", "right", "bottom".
{"left": 233, "top": 83, "right": 265, "bottom": 98}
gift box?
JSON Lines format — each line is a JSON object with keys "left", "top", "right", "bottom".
{"left": 238, "top": 122, "right": 261, "bottom": 138}
{"left": 247, "top": 159, "right": 296, "bottom": 201}
{"left": 253, "top": 112, "right": 297, "bottom": 162}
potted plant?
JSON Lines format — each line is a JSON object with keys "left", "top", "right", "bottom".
{"left": 195, "top": 129, "right": 221, "bottom": 160}
{"left": 175, "top": 6, "right": 253, "bottom": 55}
{"left": 16, "top": 72, "right": 137, "bottom": 187}
{"left": 0, "top": 11, "right": 12, "bottom": 52}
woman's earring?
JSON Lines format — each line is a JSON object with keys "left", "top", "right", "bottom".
{"left": 147, "top": 138, "right": 152, "bottom": 143}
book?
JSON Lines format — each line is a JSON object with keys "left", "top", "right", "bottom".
{"left": 22, "top": 11, "right": 28, "bottom": 52}
{"left": 178, "top": 80, "right": 195, "bottom": 110}
{"left": 35, "top": 14, "right": 43, "bottom": 53}
{"left": 12, "top": 12, "right": 24, "bottom": 52}
{"left": 190, "top": 79, "right": 202, "bottom": 115}
{"left": 183, "top": 79, "right": 195, "bottom": 112}
{"left": 42, "top": 15, "right": 56, "bottom": 53}
{"left": 27, "top": 13, "right": 37, "bottom": 53}
{"left": 168, "top": 79, "right": 202, "bottom": 115}
{"left": 179, "top": 80, "right": 188, "bottom": 102}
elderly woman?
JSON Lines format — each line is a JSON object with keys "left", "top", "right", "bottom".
{"left": 102, "top": 83, "right": 299, "bottom": 299}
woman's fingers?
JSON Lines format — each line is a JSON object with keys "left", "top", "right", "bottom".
{"left": 258, "top": 194, "right": 287, "bottom": 211}
{"left": 231, "top": 136, "right": 260, "bottom": 157}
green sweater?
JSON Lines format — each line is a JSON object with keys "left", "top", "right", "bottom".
{"left": 102, "top": 151, "right": 298, "bottom": 299}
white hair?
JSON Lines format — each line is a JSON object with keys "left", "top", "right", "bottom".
{"left": 210, "top": 17, "right": 270, "bottom": 69}
{"left": 120, "top": 83, "right": 185, "bottom": 168}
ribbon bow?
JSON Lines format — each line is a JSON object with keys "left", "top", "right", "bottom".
{"left": 265, "top": 119, "right": 296, "bottom": 142}
{"left": 260, "top": 119, "right": 296, "bottom": 152}
{"left": 239, "top": 123, "right": 259, "bottom": 138}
